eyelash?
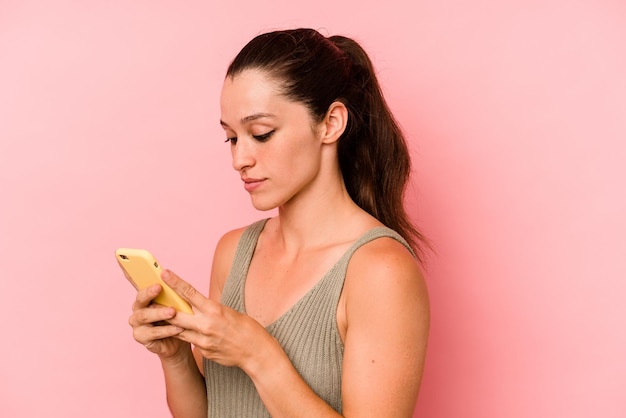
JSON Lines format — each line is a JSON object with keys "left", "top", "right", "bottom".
{"left": 254, "top": 130, "right": 275, "bottom": 141}
{"left": 224, "top": 130, "right": 275, "bottom": 144}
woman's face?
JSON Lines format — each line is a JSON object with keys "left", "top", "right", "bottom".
{"left": 220, "top": 69, "right": 325, "bottom": 211}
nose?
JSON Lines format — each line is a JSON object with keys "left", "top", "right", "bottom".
{"left": 231, "top": 137, "right": 255, "bottom": 172}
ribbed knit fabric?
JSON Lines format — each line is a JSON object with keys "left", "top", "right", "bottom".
{"left": 203, "top": 218, "right": 415, "bottom": 417}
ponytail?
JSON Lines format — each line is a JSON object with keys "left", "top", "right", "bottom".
{"left": 328, "top": 36, "right": 425, "bottom": 258}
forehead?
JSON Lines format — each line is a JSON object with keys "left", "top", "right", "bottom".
{"left": 220, "top": 70, "right": 283, "bottom": 115}
{"left": 219, "top": 69, "right": 314, "bottom": 128}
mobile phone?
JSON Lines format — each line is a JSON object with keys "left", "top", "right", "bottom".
{"left": 115, "top": 248, "right": 193, "bottom": 314}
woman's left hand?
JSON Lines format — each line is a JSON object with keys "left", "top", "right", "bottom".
{"left": 161, "top": 269, "right": 277, "bottom": 371}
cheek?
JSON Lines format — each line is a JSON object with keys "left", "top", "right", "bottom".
{"left": 264, "top": 126, "right": 322, "bottom": 177}
{"left": 285, "top": 145, "right": 322, "bottom": 181}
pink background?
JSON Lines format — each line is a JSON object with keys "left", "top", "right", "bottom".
{"left": 1, "top": 0, "right": 624, "bottom": 417}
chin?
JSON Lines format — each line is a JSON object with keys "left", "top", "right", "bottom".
{"left": 249, "top": 197, "right": 280, "bottom": 212}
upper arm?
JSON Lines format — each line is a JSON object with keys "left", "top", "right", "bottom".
{"left": 193, "top": 226, "right": 245, "bottom": 375}
{"left": 341, "top": 238, "right": 430, "bottom": 417}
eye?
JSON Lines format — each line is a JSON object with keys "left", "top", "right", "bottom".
{"left": 253, "top": 130, "right": 275, "bottom": 142}
{"left": 225, "top": 137, "right": 237, "bottom": 145}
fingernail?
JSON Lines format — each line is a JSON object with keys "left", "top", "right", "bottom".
{"left": 162, "top": 270, "right": 170, "bottom": 280}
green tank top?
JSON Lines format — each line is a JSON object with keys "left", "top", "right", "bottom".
{"left": 203, "top": 219, "right": 414, "bottom": 417}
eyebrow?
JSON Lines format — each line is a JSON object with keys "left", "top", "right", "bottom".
{"left": 220, "top": 112, "right": 277, "bottom": 128}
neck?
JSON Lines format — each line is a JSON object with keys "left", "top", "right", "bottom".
{"left": 270, "top": 178, "right": 367, "bottom": 252}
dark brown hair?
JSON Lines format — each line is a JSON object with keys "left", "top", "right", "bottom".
{"left": 227, "top": 28, "right": 426, "bottom": 258}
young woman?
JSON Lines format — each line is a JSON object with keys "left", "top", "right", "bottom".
{"left": 128, "top": 28, "right": 430, "bottom": 417}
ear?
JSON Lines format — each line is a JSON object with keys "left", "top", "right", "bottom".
{"left": 319, "top": 101, "right": 348, "bottom": 144}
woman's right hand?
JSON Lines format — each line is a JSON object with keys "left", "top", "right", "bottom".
{"left": 128, "top": 283, "right": 188, "bottom": 360}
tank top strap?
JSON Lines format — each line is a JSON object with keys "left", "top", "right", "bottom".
{"left": 220, "top": 218, "right": 269, "bottom": 311}
{"left": 228, "top": 218, "right": 268, "bottom": 278}
{"left": 333, "top": 226, "right": 416, "bottom": 274}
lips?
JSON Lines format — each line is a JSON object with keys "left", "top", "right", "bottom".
{"left": 242, "top": 177, "right": 265, "bottom": 192}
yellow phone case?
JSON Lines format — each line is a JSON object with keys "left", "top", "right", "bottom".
{"left": 115, "top": 248, "right": 193, "bottom": 314}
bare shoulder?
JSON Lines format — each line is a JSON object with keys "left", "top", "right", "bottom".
{"left": 342, "top": 235, "right": 429, "bottom": 331}
{"left": 215, "top": 226, "right": 247, "bottom": 256}
{"left": 208, "top": 225, "right": 247, "bottom": 301}
{"left": 347, "top": 236, "right": 426, "bottom": 294}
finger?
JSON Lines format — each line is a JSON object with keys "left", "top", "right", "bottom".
{"left": 135, "top": 324, "right": 183, "bottom": 345}
{"left": 129, "top": 305, "right": 176, "bottom": 327}
{"left": 172, "top": 328, "right": 205, "bottom": 347}
{"left": 167, "top": 299, "right": 219, "bottom": 331}
{"left": 147, "top": 324, "right": 184, "bottom": 341}
{"left": 161, "top": 269, "right": 207, "bottom": 309}
{"left": 131, "top": 284, "right": 163, "bottom": 311}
